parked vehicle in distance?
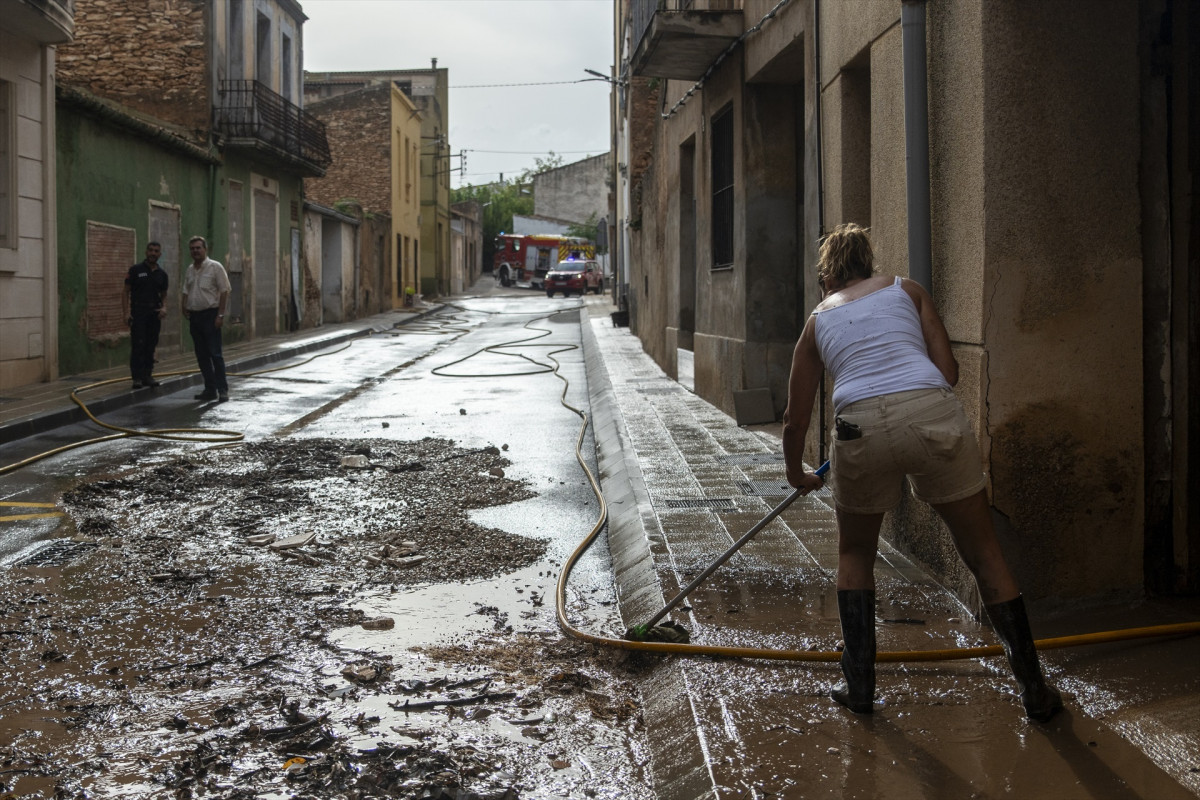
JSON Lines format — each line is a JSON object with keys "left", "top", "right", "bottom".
{"left": 545, "top": 259, "right": 604, "bottom": 297}
{"left": 493, "top": 234, "right": 594, "bottom": 289}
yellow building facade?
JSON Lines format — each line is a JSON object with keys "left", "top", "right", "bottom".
{"left": 391, "top": 85, "right": 422, "bottom": 306}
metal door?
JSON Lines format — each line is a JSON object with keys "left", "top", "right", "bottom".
{"left": 148, "top": 204, "right": 181, "bottom": 352}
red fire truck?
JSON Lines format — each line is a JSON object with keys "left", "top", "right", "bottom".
{"left": 493, "top": 234, "right": 595, "bottom": 289}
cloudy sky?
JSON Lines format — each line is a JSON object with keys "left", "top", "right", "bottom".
{"left": 301, "top": 0, "right": 615, "bottom": 189}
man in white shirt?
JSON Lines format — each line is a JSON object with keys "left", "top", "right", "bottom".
{"left": 181, "top": 236, "right": 232, "bottom": 403}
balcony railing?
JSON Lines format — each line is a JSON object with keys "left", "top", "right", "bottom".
{"left": 631, "top": 0, "right": 658, "bottom": 59}
{"left": 215, "top": 80, "right": 331, "bottom": 169}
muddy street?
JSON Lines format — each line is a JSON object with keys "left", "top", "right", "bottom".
{"left": 0, "top": 291, "right": 650, "bottom": 798}
{"left": 4, "top": 283, "right": 1200, "bottom": 800}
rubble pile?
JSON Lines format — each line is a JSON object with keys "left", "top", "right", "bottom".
{"left": 0, "top": 437, "right": 650, "bottom": 798}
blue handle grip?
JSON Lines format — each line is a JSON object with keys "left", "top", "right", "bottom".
{"left": 815, "top": 460, "right": 831, "bottom": 477}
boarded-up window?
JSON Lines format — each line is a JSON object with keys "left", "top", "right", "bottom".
{"left": 149, "top": 203, "right": 181, "bottom": 352}
{"left": 87, "top": 222, "right": 136, "bottom": 339}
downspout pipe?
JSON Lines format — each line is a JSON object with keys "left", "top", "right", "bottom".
{"left": 814, "top": 0, "right": 827, "bottom": 465}
{"left": 901, "top": 0, "right": 932, "bottom": 293}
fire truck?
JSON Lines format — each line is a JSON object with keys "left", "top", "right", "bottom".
{"left": 493, "top": 234, "right": 595, "bottom": 289}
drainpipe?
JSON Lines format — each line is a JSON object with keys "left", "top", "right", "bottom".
{"left": 814, "top": 0, "right": 827, "bottom": 465}
{"left": 901, "top": 0, "right": 932, "bottom": 293}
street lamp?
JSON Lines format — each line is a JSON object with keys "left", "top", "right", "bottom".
{"left": 583, "top": 68, "right": 626, "bottom": 86}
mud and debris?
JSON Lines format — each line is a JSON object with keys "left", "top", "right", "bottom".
{"left": 0, "top": 437, "right": 651, "bottom": 798}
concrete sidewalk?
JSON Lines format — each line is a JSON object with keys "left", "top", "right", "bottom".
{"left": 578, "top": 295, "right": 1200, "bottom": 800}
{"left": 0, "top": 305, "right": 439, "bottom": 446}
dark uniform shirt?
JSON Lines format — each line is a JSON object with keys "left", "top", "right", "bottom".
{"left": 126, "top": 260, "right": 168, "bottom": 310}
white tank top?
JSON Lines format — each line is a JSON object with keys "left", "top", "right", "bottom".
{"left": 813, "top": 277, "right": 949, "bottom": 414}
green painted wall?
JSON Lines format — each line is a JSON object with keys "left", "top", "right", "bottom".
{"left": 57, "top": 109, "right": 310, "bottom": 378}
{"left": 56, "top": 105, "right": 217, "bottom": 376}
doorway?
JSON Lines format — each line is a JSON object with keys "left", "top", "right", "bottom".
{"left": 322, "top": 218, "right": 343, "bottom": 323}
{"left": 148, "top": 203, "right": 181, "bottom": 353}
{"left": 1142, "top": 0, "right": 1199, "bottom": 593}
{"left": 252, "top": 186, "right": 277, "bottom": 336}
{"left": 678, "top": 137, "right": 697, "bottom": 391}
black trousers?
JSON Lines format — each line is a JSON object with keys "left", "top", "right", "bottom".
{"left": 188, "top": 308, "right": 227, "bottom": 394}
{"left": 129, "top": 308, "right": 161, "bottom": 381}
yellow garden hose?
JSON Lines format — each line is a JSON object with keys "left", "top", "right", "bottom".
{"left": 6, "top": 302, "right": 1197, "bottom": 660}
{"left": 545, "top": 318, "right": 1200, "bottom": 662}
{"left": 0, "top": 340, "right": 361, "bottom": 477}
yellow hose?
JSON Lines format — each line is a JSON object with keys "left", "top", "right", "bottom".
{"left": 10, "top": 306, "right": 1196, "bottom": 660}
{"left": 548, "top": 323, "right": 1200, "bottom": 662}
{"left": 0, "top": 339, "right": 362, "bottom": 477}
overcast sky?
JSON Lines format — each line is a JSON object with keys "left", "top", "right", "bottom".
{"left": 301, "top": 0, "right": 615, "bottom": 189}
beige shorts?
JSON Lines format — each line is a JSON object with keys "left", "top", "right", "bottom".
{"left": 830, "top": 388, "right": 987, "bottom": 514}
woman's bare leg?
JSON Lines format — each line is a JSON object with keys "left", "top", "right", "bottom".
{"left": 835, "top": 510, "right": 885, "bottom": 590}
{"left": 932, "top": 489, "right": 1019, "bottom": 604}
{"left": 934, "top": 492, "right": 1062, "bottom": 720}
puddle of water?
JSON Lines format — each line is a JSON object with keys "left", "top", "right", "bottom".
{"left": 335, "top": 562, "right": 551, "bottom": 653}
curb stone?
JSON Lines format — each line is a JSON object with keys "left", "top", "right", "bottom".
{"left": 579, "top": 314, "right": 719, "bottom": 800}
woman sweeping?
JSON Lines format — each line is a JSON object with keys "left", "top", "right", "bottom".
{"left": 783, "top": 223, "right": 1062, "bottom": 723}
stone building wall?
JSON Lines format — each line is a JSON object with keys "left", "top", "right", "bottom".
{"left": 305, "top": 86, "right": 391, "bottom": 215}
{"left": 56, "top": 0, "right": 209, "bottom": 137}
{"left": 533, "top": 153, "right": 610, "bottom": 225}
{"left": 626, "top": 77, "right": 659, "bottom": 231}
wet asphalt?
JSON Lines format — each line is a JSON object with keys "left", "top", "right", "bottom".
{"left": 2, "top": 275, "right": 1199, "bottom": 799}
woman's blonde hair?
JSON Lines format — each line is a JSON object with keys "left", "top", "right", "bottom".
{"left": 817, "top": 223, "right": 875, "bottom": 287}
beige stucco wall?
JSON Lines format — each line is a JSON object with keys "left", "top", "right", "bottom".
{"left": 0, "top": 32, "right": 55, "bottom": 389}
{"left": 867, "top": 27, "right": 908, "bottom": 276}
{"left": 624, "top": 0, "right": 1149, "bottom": 605}
{"left": 820, "top": 0, "right": 1146, "bottom": 604}
{"left": 212, "top": 0, "right": 303, "bottom": 103}
{"left": 978, "top": 2, "right": 1143, "bottom": 601}
{"left": 744, "top": 0, "right": 805, "bottom": 80}
{"left": 634, "top": 5, "right": 818, "bottom": 420}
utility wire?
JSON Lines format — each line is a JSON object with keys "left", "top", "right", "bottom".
{"left": 465, "top": 148, "right": 602, "bottom": 155}
{"left": 451, "top": 78, "right": 609, "bottom": 89}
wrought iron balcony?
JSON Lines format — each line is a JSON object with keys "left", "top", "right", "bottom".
{"left": 215, "top": 80, "right": 331, "bottom": 174}
{"left": 630, "top": 0, "right": 743, "bottom": 81}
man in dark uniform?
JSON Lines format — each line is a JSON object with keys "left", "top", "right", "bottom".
{"left": 123, "top": 242, "right": 169, "bottom": 388}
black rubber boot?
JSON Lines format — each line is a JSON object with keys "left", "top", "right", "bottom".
{"left": 985, "top": 596, "right": 1064, "bottom": 723}
{"left": 831, "top": 589, "right": 876, "bottom": 714}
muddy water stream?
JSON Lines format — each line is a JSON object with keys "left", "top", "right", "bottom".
{"left": 0, "top": 437, "right": 651, "bottom": 798}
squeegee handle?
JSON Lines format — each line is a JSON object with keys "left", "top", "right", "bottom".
{"left": 643, "top": 460, "right": 830, "bottom": 631}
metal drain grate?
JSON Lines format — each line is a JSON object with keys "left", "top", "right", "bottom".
{"left": 636, "top": 387, "right": 678, "bottom": 395}
{"left": 663, "top": 498, "right": 737, "bottom": 510}
{"left": 738, "top": 480, "right": 794, "bottom": 497}
{"left": 15, "top": 540, "right": 96, "bottom": 568}
{"left": 716, "top": 453, "right": 785, "bottom": 465}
